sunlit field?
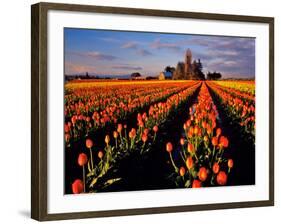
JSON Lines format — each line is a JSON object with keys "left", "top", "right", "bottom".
{"left": 65, "top": 80, "right": 255, "bottom": 194}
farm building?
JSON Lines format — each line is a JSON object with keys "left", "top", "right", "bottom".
{"left": 158, "top": 71, "right": 173, "bottom": 80}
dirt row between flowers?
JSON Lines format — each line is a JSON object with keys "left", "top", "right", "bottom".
{"left": 206, "top": 82, "right": 255, "bottom": 186}
{"left": 65, "top": 83, "right": 202, "bottom": 193}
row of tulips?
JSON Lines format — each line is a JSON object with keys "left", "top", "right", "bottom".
{"left": 71, "top": 82, "right": 201, "bottom": 193}
{"left": 65, "top": 81, "right": 198, "bottom": 144}
{"left": 166, "top": 82, "right": 233, "bottom": 188}
{"left": 212, "top": 81, "right": 255, "bottom": 102}
{"left": 214, "top": 80, "right": 255, "bottom": 96}
{"left": 144, "top": 82, "right": 202, "bottom": 129}
{"left": 65, "top": 83, "right": 182, "bottom": 118}
{"left": 206, "top": 81, "right": 255, "bottom": 136}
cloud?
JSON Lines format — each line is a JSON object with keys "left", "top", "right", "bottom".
{"left": 150, "top": 38, "right": 181, "bottom": 51}
{"left": 120, "top": 41, "right": 152, "bottom": 57}
{"left": 65, "top": 62, "right": 96, "bottom": 74}
{"left": 121, "top": 41, "right": 138, "bottom": 49}
{"left": 66, "top": 51, "right": 118, "bottom": 61}
{"left": 188, "top": 36, "right": 255, "bottom": 76}
{"left": 111, "top": 64, "right": 143, "bottom": 70}
{"left": 137, "top": 49, "right": 153, "bottom": 56}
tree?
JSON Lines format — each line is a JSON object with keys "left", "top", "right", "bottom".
{"left": 172, "top": 62, "right": 185, "bottom": 80}
{"left": 192, "top": 59, "right": 205, "bottom": 80}
{"left": 207, "top": 71, "right": 222, "bottom": 80}
{"left": 131, "top": 72, "right": 141, "bottom": 78}
{"left": 165, "top": 66, "right": 175, "bottom": 73}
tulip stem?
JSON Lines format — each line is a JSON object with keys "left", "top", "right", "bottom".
{"left": 169, "top": 152, "right": 178, "bottom": 173}
{"left": 194, "top": 153, "right": 199, "bottom": 161}
{"left": 83, "top": 165, "right": 86, "bottom": 193}
{"left": 180, "top": 152, "right": 186, "bottom": 163}
{"left": 90, "top": 148, "right": 94, "bottom": 170}
{"left": 130, "top": 139, "right": 133, "bottom": 150}
{"left": 211, "top": 146, "right": 216, "bottom": 165}
{"left": 141, "top": 142, "right": 145, "bottom": 154}
{"left": 153, "top": 133, "right": 156, "bottom": 141}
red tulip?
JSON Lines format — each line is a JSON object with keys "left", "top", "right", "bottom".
{"left": 142, "top": 133, "right": 148, "bottom": 143}
{"left": 153, "top": 125, "right": 159, "bottom": 133}
{"left": 64, "top": 124, "right": 70, "bottom": 133}
{"left": 117, "top": 124, "right": 122, "bottom": 133}
{"left": 65, "top": 133, "right": 70, "bottom": 143}
{"left": 219, "top": 136, "right": 229, "bottom": 148}
{"left": 192, "top": 179, "right": 201, "bottom": 188}
{"left": 143, "top": 128, "right": 149, "bottom": 136}
{"left": 72, "top": 179, "right": 83, "bottom": 194}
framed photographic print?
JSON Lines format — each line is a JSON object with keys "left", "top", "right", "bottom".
{"left": 31, "top": 2, "right": 274, "bottom": 221}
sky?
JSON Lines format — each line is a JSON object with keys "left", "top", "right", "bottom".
{"left": 64, "top": 28, "right": 255, "bottom": 78}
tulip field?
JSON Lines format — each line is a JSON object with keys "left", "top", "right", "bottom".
{"left": 64, "top": 80, "right": 255, "bottom": 194}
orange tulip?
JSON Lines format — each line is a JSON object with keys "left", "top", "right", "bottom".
{"left": 216, "top": 128, "right": 222, "bottom": 137}
{"left": 98, "top": 151, "right": 104, "bottom": 159}
{"left": 113, "top": 131, "right": 118, "bottom": 139}
{"left": 105, "top": 135, "right": 110, "bottom": 144}
{"left": 228, "top": 159, "right": 234, "bottom": 168}
{"left": 179, "top": 167, "right": 186, "bottom": 177}
{"left": 217, "top": 171, "right": 228, "bottom": 185}
{"left": 78, "top": 153, "right": 88, "bottom": 166}
{"left": 187, "top": 143, "right": 194, "bottom": 153}
{"left": 212, "top": 162, "right": 220, "bottom": 174}
{"left": 180, "top": 138, "right": 185, "bottom": 146}
{"left": 117, "top": 123, "right": 122, "bottom": 133}
{"left": 85, "top": 139, "right": 93, "bottom": 149}
{"left": 166, "top": 142, "right": 173, "bottom": 153}
{"left": 211, "top": 136, "right": 218, "bottom": 147}
{"left": 198, "top": 167, "right": 208, "bottom": 182}
{"left": 186, "top": 157, "right": 193, "bottom": 170}
{"left": 194, "top": 126, "right": 199, "bottom": 135}
{"left": 203, "top": 135, "right": 208, "bottom": 142}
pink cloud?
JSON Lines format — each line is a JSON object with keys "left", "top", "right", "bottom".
{"left": 65, "top": 62, "right": 96, "bottom": 74}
